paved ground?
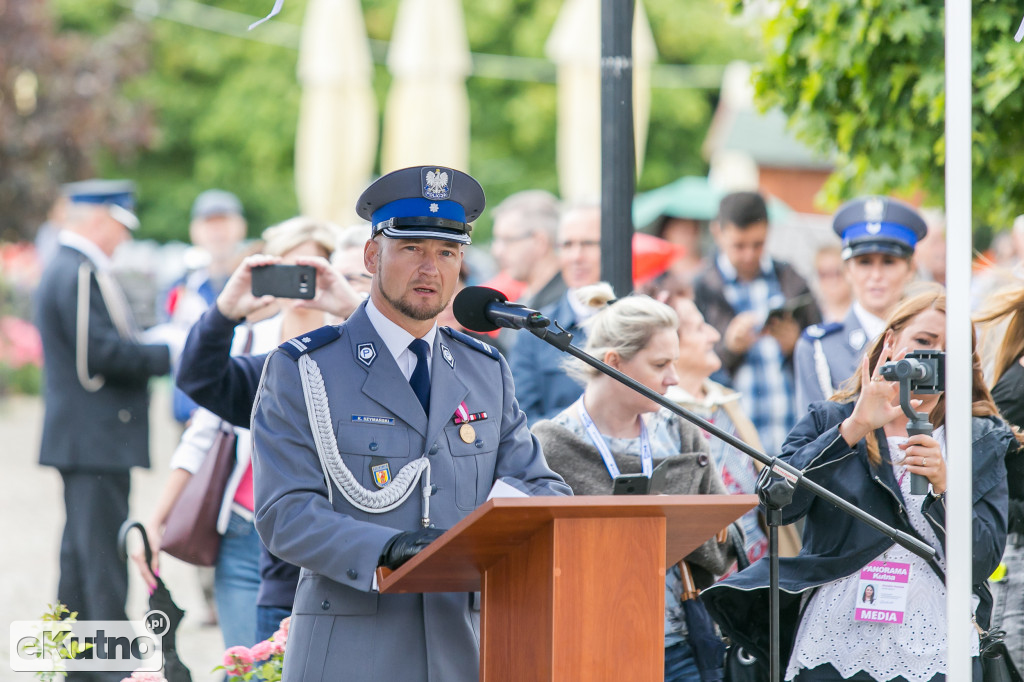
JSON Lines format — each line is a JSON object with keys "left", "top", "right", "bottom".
{"left": 1, "top": 382, "right": 226, "bottom": 681}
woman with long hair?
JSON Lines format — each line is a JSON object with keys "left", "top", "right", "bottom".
{"left": 704, "top": 288, "right": 1018, "bottom": 681}
{"left": 974, "top": 283, "right": 1024, "bottom": 666}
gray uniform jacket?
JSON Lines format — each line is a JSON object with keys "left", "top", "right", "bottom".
{"left": 251, "top": 303, "right": 571, "bottom": 682}
{"left": 793, "top": 308, "right": 869, "bottom": 416}
{"left": 35, "top": 244, "right": 170, "bottom": 470}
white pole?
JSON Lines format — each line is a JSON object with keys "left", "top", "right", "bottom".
{"left": 944, "top": 0, "right": 973, "bottom": 679}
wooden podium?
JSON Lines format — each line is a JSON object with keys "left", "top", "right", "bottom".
{"left": 376, "top": 494, "right": 757, "bottom": 682}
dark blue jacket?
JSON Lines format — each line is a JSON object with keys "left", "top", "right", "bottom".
{"left": 175, "top": 304, "right": 297, "bottom": 608}
{"left": 508, "top": 291, "right": 586, "bottom": 424}
{"left": 35, "top": 245, "right": 170, "bottom": 471}
{"left": 702, "top": 400, "right": 1012, "bottom": 666}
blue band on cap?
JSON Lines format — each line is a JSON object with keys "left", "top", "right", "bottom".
{"left": 841, "top": 221, "right": 919, "bottom": 249}
{"left": 372, "top": 197, "right": 466, "bottom": 227}
{"left": 69, "top": 192, "right": 136, "bottom": 212}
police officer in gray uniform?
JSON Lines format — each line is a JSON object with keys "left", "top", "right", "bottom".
{"left": 251, "top": 165, "right": 571, "bottom": 682}
{"left": 794, "top": 196, "right": 926, "bottom": 415}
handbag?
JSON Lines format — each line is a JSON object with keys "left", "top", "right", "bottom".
{"left": 722, "top": 522, "right": 768, "bottom": 682}
{"left": 980, "top": 628, "right": 1023, "bottom": 682}
{"left": 679, "top": 560, "right": 727, "bottom": 682}
{"left": 161, "top": 420, "right": 236, "bottom": 566}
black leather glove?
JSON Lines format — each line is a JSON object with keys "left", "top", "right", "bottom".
{"left": 378, "top": 527, "right": 446, "bottom": 570}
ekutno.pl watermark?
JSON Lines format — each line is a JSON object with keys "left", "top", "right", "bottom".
{"left": 10, "top": 610, "right": 168, "bottom": 674}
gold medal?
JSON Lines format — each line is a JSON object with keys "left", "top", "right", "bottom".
{"left": 459, "top": 422, "right": 476, "bottom": 444}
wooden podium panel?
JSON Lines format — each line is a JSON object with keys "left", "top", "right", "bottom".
{"left": 377, "top": 495, "right": 756, "bottom": 682}
{"left": 377, "top": 495, "right": 758, "bottom": 592}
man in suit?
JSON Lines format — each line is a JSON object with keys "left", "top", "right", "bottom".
{"left": 793, "top": 196, "right": 924, "bottom": 414}
{"left": 34, "top": 180, "right": 171, "bottom": 677}
{"left": 508, "top": 202, "right": 602, "bottom": 423}
{"left": 250, "top": 165, "right": 571, "bottom": 682}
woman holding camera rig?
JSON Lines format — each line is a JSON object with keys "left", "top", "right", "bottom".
{"left": 703, "top": 288, "right": 1019, "bottom": 681}
{"left": 531, "top": 283, "right": 738, "bottom": 682}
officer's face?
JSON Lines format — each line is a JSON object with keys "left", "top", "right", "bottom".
{"left": 845, "top": 252, "right": 913, "bottom": 318}
{"left": 608, "top": 327, "right": 680, "bottom": 413}
{"left": 366, "top": 237, "right": 463, "bottom": 329}
{"left": 714, "top": 221, "right": 767, "bottom": 282}
{"left": 93, "top": 209, "right": 132, "bottom": 258}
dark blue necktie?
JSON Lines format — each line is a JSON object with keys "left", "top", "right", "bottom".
{"left": 408, "top": 338, "right": 431, "bottom": 415}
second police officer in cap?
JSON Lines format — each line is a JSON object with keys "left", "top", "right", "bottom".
{"left": 250, "top": 166, "right": 571, "bottom": 682}
{"left": 793, "top": 196, "right": 926, "bottom": 415}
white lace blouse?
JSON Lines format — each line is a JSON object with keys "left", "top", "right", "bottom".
{"left": 785, "top": 428, "right": 979, "bottom": 681}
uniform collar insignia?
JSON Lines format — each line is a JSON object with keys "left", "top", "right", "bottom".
{"left": 357, "top": 342, "right": 377, "bottom": 367}
{"left": 848, "top": 329, "right": 867, "bottom": 350}
{"left": 440, "top": 343, "right": 455, "bottom": 369}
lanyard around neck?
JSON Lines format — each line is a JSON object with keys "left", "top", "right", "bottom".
{"left": 577, "top": 399, "right": 653, "bottom": 480}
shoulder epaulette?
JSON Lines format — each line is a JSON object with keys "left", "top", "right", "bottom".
{"left": 801, "top": 322, "right": 842, "bottom": 341}
{"left": 278, "top": 324, "right": 342, "bottom": 360}
{"left": 441, "top": 326, "right": 500, "bottom": 360}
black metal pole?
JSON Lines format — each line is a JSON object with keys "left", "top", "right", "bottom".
{"left": 600, "top": 0, "right": 635, "bottom": 298}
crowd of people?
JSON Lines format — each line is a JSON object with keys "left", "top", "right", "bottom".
{"left": 28, "top": 166, "right": 1024, "bottom": 682}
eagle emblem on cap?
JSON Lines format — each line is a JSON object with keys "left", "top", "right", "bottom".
{"left": 423, "top": 168, "right": 451, "bottom": 200}
{"left": 864, "top": 197, "right": 885, "bottom": 223}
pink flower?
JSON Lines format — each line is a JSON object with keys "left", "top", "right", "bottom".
{"left": 271, "top": 616, "right": 290, "bottom": 648}
{"left": 250, "top": 640, "right": 277, "bottom": 662}
{"left": 223, "top": 645, "right": 254, "bottom": 675}
{"left": 130, "top": 673, "right": 167, "bottom": 682}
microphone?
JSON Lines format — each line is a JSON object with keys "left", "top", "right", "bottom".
{"left": 453, "top": 286, "right": 550, "bottom": 333}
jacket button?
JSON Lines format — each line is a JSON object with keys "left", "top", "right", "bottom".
{"left": 346, "top": 568, "right": 358, "bottom": 580}
{"left": 117, "top": 409, "right": 131, "bottom": 423}
{"left": 475, "top": 439, "right": 483, "bottom": 448}
{"left": 321, "top": 600, "right": 330, "bottom": 610}
{"left": 369, "top": 441, "right": 379, "bottom": 451}
{"left": 429, "top": 443, "right": 439, "bottom": 455}
{"left": 697, "top": 454, "right": 709, "bottom": 467}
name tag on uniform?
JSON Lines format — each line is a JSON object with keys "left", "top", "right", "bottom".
{"left": 854, "top": 560, "right": 910, "bottom": 624}
{"left": 351, "top": 415, "right": 395, "bottom": 425}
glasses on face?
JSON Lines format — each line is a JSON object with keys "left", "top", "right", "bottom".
{"left": 557, "top": 239, "right": 601, "bottom": 251}
{"left": 816, "top": 268, "right": 844, "bottom": 280}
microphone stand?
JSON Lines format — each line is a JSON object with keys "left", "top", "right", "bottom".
{"left": 526, "top": 322, "right": 936, "bottom": 682}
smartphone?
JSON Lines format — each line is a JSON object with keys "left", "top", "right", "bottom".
{"left": 251, "top": 264, "right": 316, "bottom": 299}
{"left": 765, "top": 293, "right": 815, "bottom": 323}
{"left": 612, "top": 459, "right": 669, "bottom": 495}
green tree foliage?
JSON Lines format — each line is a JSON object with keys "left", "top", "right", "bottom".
{"left": 0, "top": 0, "right": 152, "bottom": 241}
{"left": 30, "top": 0, "right": 757, "bottom": 243}
{"left": 731, "top": 0, "right": 1024, "bottom": 228}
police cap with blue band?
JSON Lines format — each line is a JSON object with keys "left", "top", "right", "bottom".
{"left": 63, "top": 179, "right": 140, "bottom": 231}
{"left": 833, "top": 196, "right": 926, "bottom": 260}
{"left": 356, "top": 165, "right": 485, "bottom": 245}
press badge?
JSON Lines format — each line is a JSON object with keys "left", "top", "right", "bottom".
{"left": 855, "top": 560, "right": 910, "bottom": 624}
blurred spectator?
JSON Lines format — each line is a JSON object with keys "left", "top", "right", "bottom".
{"left": 509, "top": 203, "right": 602, "bottom": 423}
{"left": 531, "top": 283, "right": 737, "bottom": 682}
{"left": 333, "top": 224, "right": 372, "bottom": 299}
{"left": 794, "top": 197, "right": 922, "bottom": 416}
{"left": 666, "top": 297, "right": 788, "bottom": 566}
{"left": 165, "top": 189, "right": 247, "bottom": 424}
{"left": 35, "top": 180, "right": 171, "bottom": 654}
{"left": 135, "top": 217, "right": 344, "bottom": 649}
{"left": 694, "top": 191, "right": 821, "bottom": 457}
{"left": 705, "top": 289, "right": 1016, "bottom": 681}
{"left": 812, "top": 244, "right": 852, "bottom": 323}
{"left": 912, "top": 209, "right": 946, "bottom": 287}
{"left": 974, "top": 283, "right": 1024, "bottom": 666}
{"left": 490, "top": 189, "right": 565, "bottom": 310}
